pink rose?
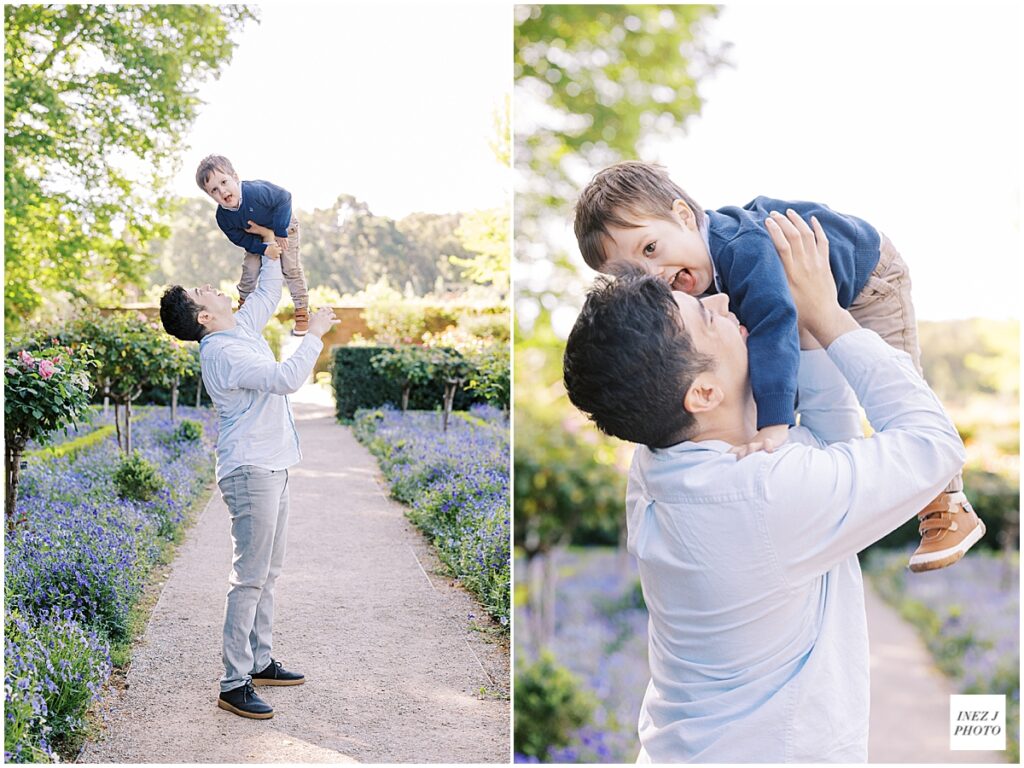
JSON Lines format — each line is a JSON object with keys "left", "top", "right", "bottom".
{"left": 18, "top": 350, "right": 34, "bottom": 367}
{"left": 38, "top": 359, "right": 56, "bottom": 379}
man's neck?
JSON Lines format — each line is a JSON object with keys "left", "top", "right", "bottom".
{"left": 203, "top": 312, "right": 238, "bottom": 336}
{"left": 691, "top": 397, "right": 758, "bottom": 446}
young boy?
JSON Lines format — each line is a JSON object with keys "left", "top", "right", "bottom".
{"left": 573, "top": 161, "right": 984, "bottom": 572}
{"left": 196, "top": 154, "right": 310, "bottom": 336}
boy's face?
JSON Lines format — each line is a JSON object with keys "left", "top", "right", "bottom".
{"left": 202, "top": 169, "right": 242, "bottom": 209}
{"left": 600, "top": 199, "right": 713, "bottom": 296}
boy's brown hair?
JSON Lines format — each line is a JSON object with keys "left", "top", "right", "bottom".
{"left": 573, "top": 161, "right": 705, "bottom": 271}
{"left": 195, "top": 154, "right": 237, "bottom": 191}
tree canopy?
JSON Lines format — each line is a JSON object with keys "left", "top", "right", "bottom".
{"left": 4, "top": 4, "right": 255, "bottom": 328}
{"left": 514, "top": 4, "right": 726, "bottom": 304}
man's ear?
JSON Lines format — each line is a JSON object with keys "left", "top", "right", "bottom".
{"left": 683, "top": 373, "right": 723, "bottom": 414}
{"left": 197, "top": 309, "right": 213, "bottom": 327}
{"left": 672, "top": 198, "right": 699, "bottom": 231}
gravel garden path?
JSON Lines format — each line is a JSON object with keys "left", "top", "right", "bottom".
{"left": 78, "top": 383, "right": 509, "bottom": 764}
{"left": 866, "top": 581, "right": 1006, "bottom": 763}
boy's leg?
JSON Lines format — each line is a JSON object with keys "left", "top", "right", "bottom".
{"left": 237, "top": 252, "right": 262, "bottom": 307}
{"left": 849, "top": 235, "right": 984, "bottom": 571}
{"left": 280, "top": 217, "right": 309, "bottom": 335}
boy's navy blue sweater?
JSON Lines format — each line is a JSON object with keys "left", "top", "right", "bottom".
{"left": 706, "top": 196, "right": 881, "bottom": 429}
{"left": 215, "top": 179, "right": 292, "bottom": 256}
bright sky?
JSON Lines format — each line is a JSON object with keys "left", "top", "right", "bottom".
{"left": 171, "top": 2, "right": 510, "bottom": 220}
{"left": 645, "top": 3, "right": 1021, "bottom": 322}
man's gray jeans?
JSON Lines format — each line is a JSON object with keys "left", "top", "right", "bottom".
{"left": 217, "top": 465, "right": 290, "bottom": 692}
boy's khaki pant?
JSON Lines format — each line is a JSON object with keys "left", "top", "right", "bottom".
{"left": 848, "top": 235, "right": 963, "bottom": 494}
{"left": 238, "top": 215, "right": 308, "bottom": 309}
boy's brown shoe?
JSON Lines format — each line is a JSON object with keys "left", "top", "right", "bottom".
{"left": 237, "top": 297, "right": 245, "bottom": 310}
{"left": 292, "top": 307, "right": 309, "bottom": 336}
{"left": 908, "top": 491, "right": 986, "bottom": 572}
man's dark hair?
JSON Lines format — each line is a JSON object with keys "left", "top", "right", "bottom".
{"left": 160, "top": 286, "right": 206, "bottom": 342}
{"left": 563, "top": 266, "right": 713, "bottom": 449}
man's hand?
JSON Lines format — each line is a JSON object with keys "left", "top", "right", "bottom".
{"left": 729, "top": 423, "right": 789, "bottom": 459}
{"left": 275, "top": 235, "right": 288, "bottom": 253}
{"left": 264, "top": 243, "right": 282, "bottom": 260}
{"left": 306, "top": 307, "right": 339, "bottom": 339}
{"left": 765, "top": 209, "right": 859, "bottom": 347}
{"left": 245, "top": 221, "right": 275, "bottom": 239}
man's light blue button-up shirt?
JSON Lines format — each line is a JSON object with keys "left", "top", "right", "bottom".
{"left": 199, "top": 256, "right": 323, "bottom": 482}
{"left": 627, "top": 330, "right": 965, "bottom": 763}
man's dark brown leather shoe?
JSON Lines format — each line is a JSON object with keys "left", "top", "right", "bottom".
{"left": 217, "top": 682, "right": 273, "bottom": 719}
{"left": 251, "top": 658, "right": 305, "bottom": 686}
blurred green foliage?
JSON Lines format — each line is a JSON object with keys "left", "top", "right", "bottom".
{"left": 515, "top": 3, "right": 725, "bottom": 309}
{"left": 514, "top": 651, "right": 597, "bottom": 762}
{"left": 514, "top": 309, "right": 628, "bottom": 555}
{"left": 920, "top": 319, "right": 1019, "bottom": 404}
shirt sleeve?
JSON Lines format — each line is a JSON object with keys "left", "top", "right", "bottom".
{"left": 761, "top": 330, "right": 965, "bottom": 586}
{"left": 215, "top": 335, "right": 324, "bottom": 395}
{"left": 795, "top": 348, "right": 863, "bottom": 445}
{"left": 235, "top": 255, "right": 284, "bottom": 333}
{"left": 716, "top": 232, "right": 800, "bottom": 429}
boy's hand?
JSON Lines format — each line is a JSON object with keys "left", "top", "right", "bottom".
{"left": 307, "top": 307, "right": 339, "bottom": 339}
{"left": 765, "top": 209, "right": 858, "bottom": 347}
{"left": 264, "top": 243, "right": 282, "bottom": 260}
{"left": 245, "top": 220, "right": 275, "bottom": 239}
{"left": 275, "top": 235, "right": 288, "bottom": 253}
{"left": 729, "top": 424, "right": 789, "bottom": 460}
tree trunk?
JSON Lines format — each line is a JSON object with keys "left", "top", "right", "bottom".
{"left": 5, "top": 443, "right": 25, "bottom": 531}
{"left": 442, "top": 378, "right": 459, "bottom": 432}
{"left": 195, "top": 374, "right": 204, "bottom": 408}
{"left": 541, "top": 546, "right": 559, "bottom": 645}
{"left": 125, "top": 399, "right": 133, "bottom": 455}
{"left": 114, "top": 402, "right": 123, "bottom": 451}
{"left": 170, "top": 375, "right": 179, "bottom": 422}
{"left": 401, "top": 384, "right": 410, "bottom": 412}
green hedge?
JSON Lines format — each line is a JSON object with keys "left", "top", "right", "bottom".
{"left": 332, "top": 346, "right": 487, "bottom": 421}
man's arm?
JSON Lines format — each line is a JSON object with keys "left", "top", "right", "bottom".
{"left": 216, "top": 209, "right": 270, "bottom": 255}
{"left": 216, "top": 335, "right": 323, "bottom": 395}
{"left": 236, "top": 238, "right": 283, "bottom": 332}
{"left": 215, "top": 307, "right": 337, "bottom": 395}
{"left": 760, "top": 211, "right": 963, "bottom": 583}
{"left": 248, "top": 180, "right": 293, "bottom": 239}
{"left": 789, "top": 347, "right": 863, "bottom": 447}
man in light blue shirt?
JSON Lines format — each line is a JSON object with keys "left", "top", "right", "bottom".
{"left": 563, "top": 212, "right": 967, "bottom": 762}
{"left": 160, "top": 224, "right": 338, "bottom": 720}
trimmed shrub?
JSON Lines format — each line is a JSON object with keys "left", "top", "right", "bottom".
{"left": 514, "top": 651, "right": 596, "bottom": 762}
{"left": 113, "top": 451, "right": 164, "bottom": 502}
{"left": 333, "top": 345, "right": 488, "bottom": 421}
{"left": 173, "top": 419, "right": 203, "bottom": 443}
